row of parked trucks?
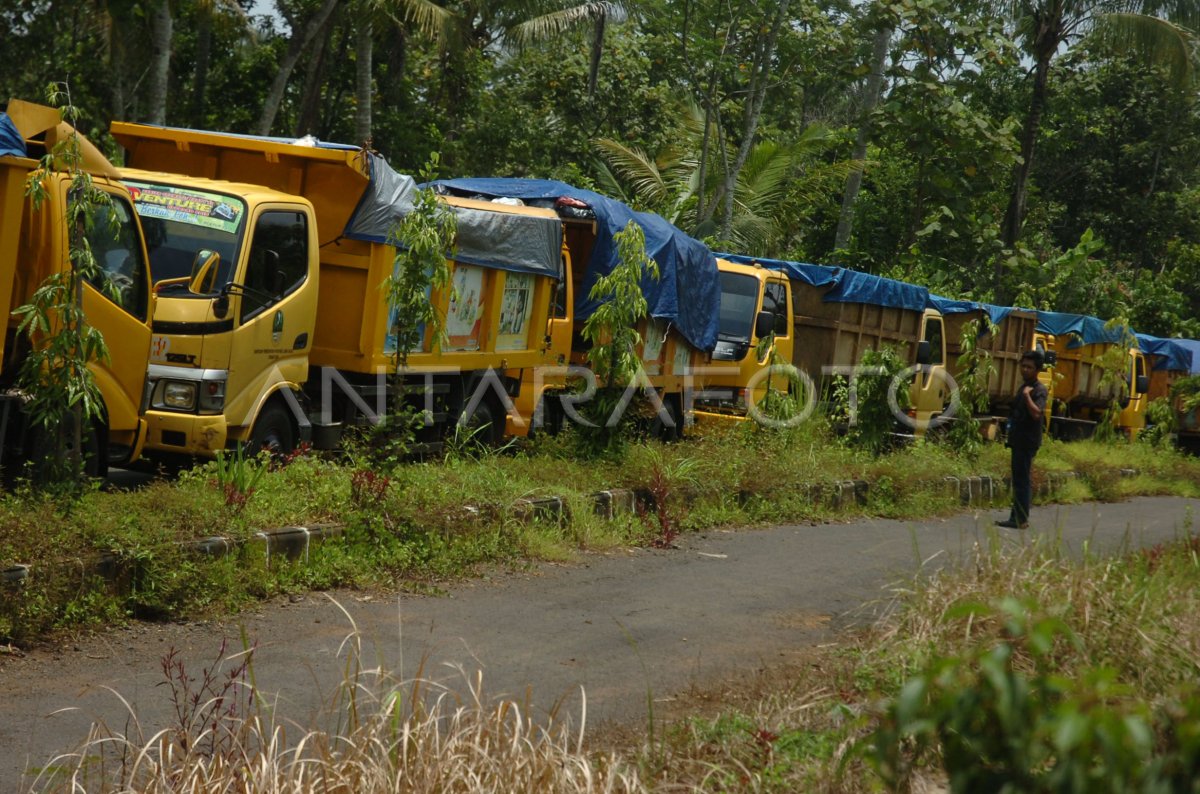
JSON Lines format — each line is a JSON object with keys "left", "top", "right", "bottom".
{"left": 2, "top": 98, "right": 1199, "bottom": 476}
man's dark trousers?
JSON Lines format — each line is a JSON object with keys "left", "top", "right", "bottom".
{"left": 1010, "top": 443, "right": 1037, "bottom": 524}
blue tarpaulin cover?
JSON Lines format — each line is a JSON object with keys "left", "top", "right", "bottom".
{"left": 719, "top": 254, "right": 928, "bottom": 312}
{"left": 345, "top": 158, "right": 562, "bottom": 280}
{"left": 719, "top": 254, "right": 840, "bottom": 288}
{"left": 430, "top": 178, "right": 720, "bottom": 352}
{"left": 1035, "top": 311, "right": 1130, "bottom": 347}
{"left": 1135, "top": 334, "right": 1194, "bottom": 372}
{"left": 0, "top": 113, "right": 25, "bottom": 158}
{"left": 927, "top": 295, "right": 1017, "bottom": 327}
{"left": 1171, "top": 339, "right": 1200, "bottom": 374}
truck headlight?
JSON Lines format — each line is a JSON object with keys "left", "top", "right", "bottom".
{"left": 163, "top": 381, "right": 197, "bottom": 410}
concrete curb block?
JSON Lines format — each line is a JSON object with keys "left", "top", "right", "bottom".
{"left": 0, "top": 469, "right": 1139, "bottom": 591}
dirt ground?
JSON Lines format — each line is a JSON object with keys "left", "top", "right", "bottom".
{"left": 2, "top": 496, "right": 1196, "bottom": 789}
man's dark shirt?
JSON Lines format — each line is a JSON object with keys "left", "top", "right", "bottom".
{"left": 1009, "top": 380, "right": 1049, "bottom": 448}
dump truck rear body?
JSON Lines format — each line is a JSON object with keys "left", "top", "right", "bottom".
{"left": 941, "top": 306, "right": 1036, "bottom": 412}
{"left": 428, "top": 179, "right": 721, "bottom": 439}
{"left": 0, "top": 101, "right": 154, "bottom": 472}
{"left": 1035, "top": 312, "right": 1148, "bottom": 439}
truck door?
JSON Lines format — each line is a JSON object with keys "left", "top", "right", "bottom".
{"left": 79, "top": 191, "right": 154, "bottom": 438}
{"left": 1118, "top": 350, "right": 1148, "bottom": 436}
{"left": 225, "top": 208, "right": 316, "bottom": 432}
{"left": 759, "top": 278, "right": 791, "bottom": 362}
{"left": 911, "top": 311, "right": 946, "bottom": 419}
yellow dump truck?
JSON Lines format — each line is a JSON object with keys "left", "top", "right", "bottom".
{"left": 1034, "top": 312, "right": 1148, "bottom": 440}
{"left": 0, "top": 100, "right": 154, "bottom": 474}
{"left": 691, "top": 258, "right": 794, "bottom": 423}
{"left": 112, "top": 123, "right": 567, "bottom": 456}
{"left": 426, "top": 179, "right": 721, "bottom": 440}
{"left": 716, "top": 256, "right": 949, "bottom": 432}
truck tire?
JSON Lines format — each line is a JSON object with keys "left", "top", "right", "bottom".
{"left": 651, "top": 396, "right": 683, "bottom": 442}
{"left": 459, "top": 394, "right": 504, "bottom": 446}
{"left": 23, "top": 415, "right": 106, "bottom": 483}
{"left": 247, "top": 401, "right": 295, "bottom": 457}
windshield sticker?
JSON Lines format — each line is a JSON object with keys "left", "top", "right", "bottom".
{"left": 125, "top": 181, "right": 244, "bottom": 234}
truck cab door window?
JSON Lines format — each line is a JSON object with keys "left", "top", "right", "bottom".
{"left": 922, "top": 318, "right": 944, "bottom": 365}
{"left": 83, "top": 196, "right": 149, "bottom": 321}
{"left": 762, "top": 281, "right": 789, "bottom": 336}
{"left": 241, "top": 210, "right": 308, "bottom": 322}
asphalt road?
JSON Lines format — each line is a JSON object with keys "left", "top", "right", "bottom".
{"left": 2, "top": 496, "right": 1197, "bottom": 788}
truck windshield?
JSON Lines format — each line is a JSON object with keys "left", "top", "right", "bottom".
{"left": 125, "top": 179, "right": 245, "bottom": 295}
{"left": 718, "top": 272, "right": 759, "bottom": 342}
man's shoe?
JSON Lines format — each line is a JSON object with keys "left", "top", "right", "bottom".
{"left": 997, "top": 519, "right": 1020, "bottom": 529}
{"left": 1018, "top": 522, "right": 1029, "bottom": 530}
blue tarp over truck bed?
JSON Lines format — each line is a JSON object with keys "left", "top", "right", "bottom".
{"left": 430, "top": 178, "right": 720, "bottom": 353}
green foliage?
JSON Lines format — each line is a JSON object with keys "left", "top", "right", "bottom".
{"left": 1173, "top": 374, "right": 1200, "bottom": 414}
{"left": 209, "top": 446, "right": 269, "bottom": 512}
{"left": 1140, "top": 396, "right": 1176, "bottom": 447}
{"left": 944, "top": 319, "right": 996, "bottom": 457}
{"left": 13, "top": 83, "right": 117, "bottom": 488}
{"left": 829, "top": 346, "right": 911, "bottom": 457}
{"left": 575, "top": 221, "right": 660, "bottom": 459}
{"left": 384, "top": 154, "right": 456, "bottom": 369}
{"left": 868, "top": 598, "right": 1200, "bottom": 792}
{"left": 377, "top": 155, "right": 457, "bottom": 464}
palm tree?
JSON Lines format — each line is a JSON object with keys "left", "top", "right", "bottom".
{"left": 1000, "top": 1, "right": 1200, "bottom": 249}
{"left": 595, "top": 102, "right": 859, "bottom": 254}
{"left": 508, "top": 1, "right": 630, "bottom": 96}
{"left": 145, "top": 0, "right": 172, "bottom": 124}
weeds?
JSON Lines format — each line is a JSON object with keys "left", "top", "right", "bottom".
{"left": 209, "top": 446, "right": 268, "bottom": 511}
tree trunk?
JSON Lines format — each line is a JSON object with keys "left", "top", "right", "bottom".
{"left": 295, "top": 12, "right": 335, "bottom": 136}
{"left": 1001, "top": 50, "right": 1053, "bottom": 250}
{"left": 146, "top": 0, "right": 173, "bottom": 124}
{"left": 381, "top": 22, "right": 408, "bottom": 109}
{"left": 720, "top": 0, "right": 792, "bottom": 243}
{"left": 587, "top": 12, "right": 606, "bottom": 97}
{"left": 355, "top": 17, "right": 374, "bottom": 146}
{"left": 256, "top": 0, "right": 341, "bottom": 136}
{"left": 834, "top": 20, "right": 892, "bottom": 252}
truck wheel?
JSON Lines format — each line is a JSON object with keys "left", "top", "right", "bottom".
{"left": 651, "top": 396, "right": 683, "bottom": 442}
{"left": 248, "top": 402, "right": 295, "bottom": 457}
{"left": 23, "top": 416, "right": 106, "bottom": 482}
{"left": 459, "top": 395, "right": 504, "bottom": 446}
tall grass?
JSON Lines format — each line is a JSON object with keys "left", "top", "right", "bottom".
{"left": 29, "top": 602, "right": 640, "bottom": 793}
{"left": 619, "top": 525, "right": 1200, "bottom": 791}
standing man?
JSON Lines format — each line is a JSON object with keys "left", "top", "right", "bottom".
{"left": 999, "top": 350, "right": 1049, "bottom": 529}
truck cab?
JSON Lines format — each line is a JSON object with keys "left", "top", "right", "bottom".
{"left": 1, "top": 100, "right": 154, "bottom": 473}
{"left": 694, "top": 258, "right": 793, "bottom": 421}
{"left": 121, "top": 169, "right": 319, "bottom": 457}
{"left": 1117, "top": 347, "right": 1150, "bottom": 439}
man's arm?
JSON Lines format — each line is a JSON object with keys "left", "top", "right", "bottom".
{"left": 1022, "top": 385, "right": 1044, "bottom": 420}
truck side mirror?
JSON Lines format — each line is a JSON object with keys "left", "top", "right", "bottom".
{"left": 1136, "top": 375, "right": 1149, "bottom": 395}
{"left": 188, "top": 249, "right": 220, "bottom": 295}
{"left": 916, "top": 339, "right": 932, "bottom": 366}
{"left": 754, "top": 310, "right": 773, "bottom": 340}
{"left": 1044, "top": 350, "right": 1057, "bottom": 366}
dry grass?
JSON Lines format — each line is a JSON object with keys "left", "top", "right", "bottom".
{"left": 29, "top": 601, "right": 641, "bottom": 793}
